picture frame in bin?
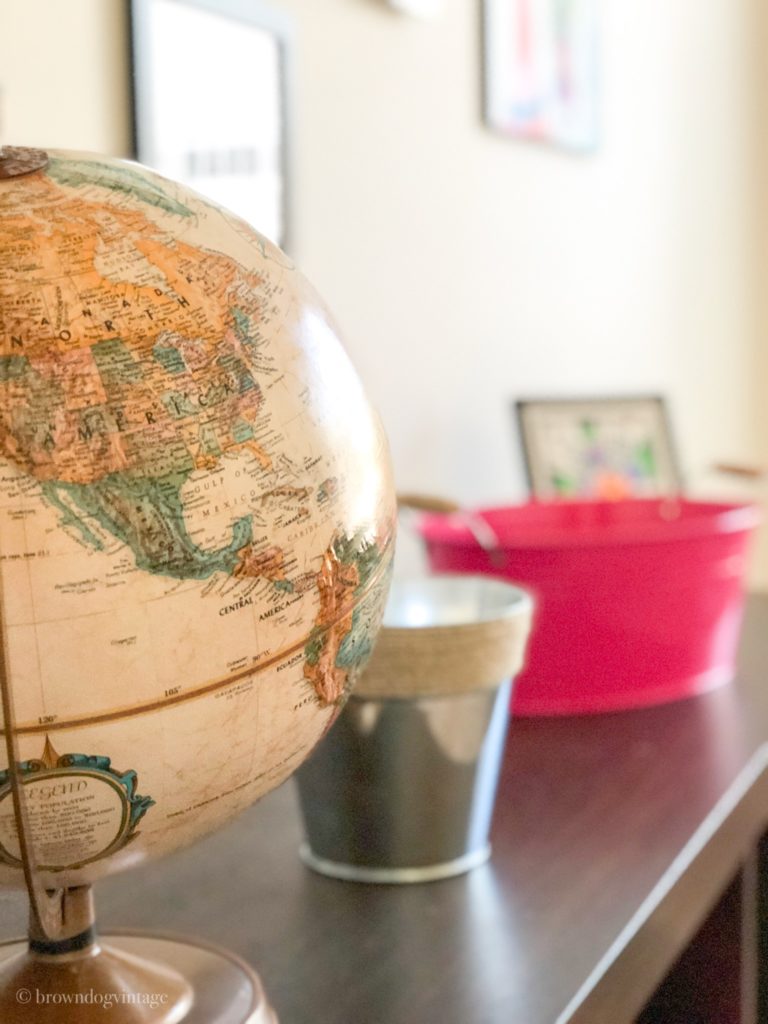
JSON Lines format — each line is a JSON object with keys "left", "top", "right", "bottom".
{"left": 515, "top": 396, "right": 682, "bottom": 500}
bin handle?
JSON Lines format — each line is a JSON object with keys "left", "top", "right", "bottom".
{"left": 396, "top": 492, "right": 461, "bottom": 514}
{"left": 396, "top": 493, "right": 501, "bottom": 556}
{"left": 713, "top": 462, "right": 766, "bottom": 481}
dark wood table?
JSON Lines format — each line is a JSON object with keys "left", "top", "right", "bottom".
{"left": 4, "top": 597, "right": 768, "bottom": 1024}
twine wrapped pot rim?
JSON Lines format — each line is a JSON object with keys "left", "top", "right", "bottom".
{"left": 355, "top": 575, "right": 534, "bottom": 699}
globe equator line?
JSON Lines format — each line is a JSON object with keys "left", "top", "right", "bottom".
{"left": 3, "top": 529, "right": 395, "bottom": 736}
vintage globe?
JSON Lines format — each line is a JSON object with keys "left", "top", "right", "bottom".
{"left": 0, "top": 147, "right": 395, "bottom": 892}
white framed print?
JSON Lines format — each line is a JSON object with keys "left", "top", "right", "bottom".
{"left": 131, "top": 0, "right": 293, "bottom": 249}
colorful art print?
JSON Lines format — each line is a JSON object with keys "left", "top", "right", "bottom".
{"left": 515, "top": 397, "right": 682, "bottom": 500}
{"left": 483, "top": 0, "right": 599, "bottom": 152}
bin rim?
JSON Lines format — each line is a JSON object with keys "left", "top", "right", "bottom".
{"left": 417, "top": 498, "right": 761, "bottom": 551}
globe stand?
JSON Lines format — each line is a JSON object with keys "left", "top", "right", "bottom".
{"left": 0, "top": 887, "right": 278, "bottom": 1024}
{"left": 0, "top": 588, "right": 278, "bottom": 1024}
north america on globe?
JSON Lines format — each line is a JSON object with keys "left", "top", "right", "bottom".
{"left": 0, "top": 150, "right": 395, "bottom": 883}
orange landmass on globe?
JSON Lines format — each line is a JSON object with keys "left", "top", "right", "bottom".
{"left": 304, "top": 543, "right": 361, "bottom": 705}
{"left": 0, "top": 165, "right": 276, "bottom": 487}
{"left": 234, "top": 543, "right": 287, "bottom": 582}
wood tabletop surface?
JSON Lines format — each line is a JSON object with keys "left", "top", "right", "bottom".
{"left": 3, "top": 596, "right": 768, "bottom": 1024}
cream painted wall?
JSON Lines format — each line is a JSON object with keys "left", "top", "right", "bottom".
{"left": 0, "top": 0, "right": 766, "bottom": 578}
{"left": 283, "top": 0, "right": 764, "bottom": 490}
{"left": 282, "top": 0, "right": 768, "bottom": 579}
{"left": 0, "top": 0, "right": 131, "bottom": 154}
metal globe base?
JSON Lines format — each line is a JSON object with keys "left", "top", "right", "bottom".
{"left": 0, "top": 932, "right": 276, "bottom": 1024}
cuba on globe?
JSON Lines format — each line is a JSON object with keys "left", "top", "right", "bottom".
{"left": 0, "top": 150, "right": 396, "bottom": 890}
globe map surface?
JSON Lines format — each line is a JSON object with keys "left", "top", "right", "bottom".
{"left": 0, "top": 151, "right": 395, "bottom": 888}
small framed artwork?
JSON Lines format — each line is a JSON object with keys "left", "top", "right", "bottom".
{"left": 130, "top": 0, "right": 293, "bottom": 249}
{"left": 515, "top": 397, "right": 682, "bottom": 500}
{"left": 483, "top": 0, "right": 599, "bottom": 152}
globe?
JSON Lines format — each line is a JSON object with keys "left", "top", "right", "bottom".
{"left": 0, "top": 147, "right": 396, "bottom": 896}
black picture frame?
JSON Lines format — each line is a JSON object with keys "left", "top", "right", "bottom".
{"left": 515, "top": 396, "right": 682, "bottom": 500}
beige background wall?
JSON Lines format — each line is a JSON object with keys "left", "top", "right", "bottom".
{"left": 1, "top": 0, "right": 766, "bottom": 578}
{"left": 0, "top": 1, "right": 131, "bottom": 154}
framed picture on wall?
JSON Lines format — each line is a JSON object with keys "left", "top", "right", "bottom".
{"left": 130, "top": 0, "right": 293, "bottom": 250}
{"left": 483, "top": 0, "right": 599, "bottom": 152}
{"left": 515, "top": 397, "right": 682, "bottom": 500}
